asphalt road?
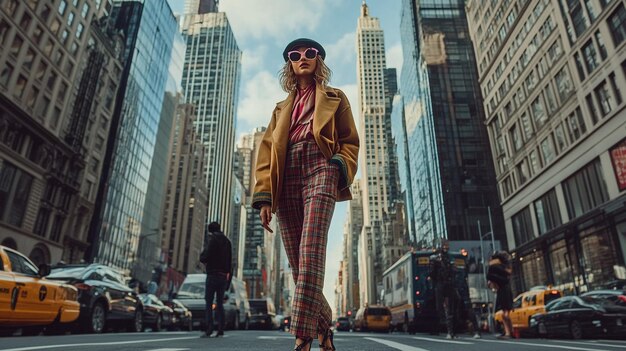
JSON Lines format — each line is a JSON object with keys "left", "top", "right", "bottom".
{"left": 2, "top": 330, "right": 626, "bottom": 351}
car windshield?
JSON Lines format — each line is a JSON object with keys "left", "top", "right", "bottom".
{"left": 177, "top": 282, "right": 205, "bottom": 298}
{"left": 48, "top": 267, "right": 89, "bottom": 279}
{"left": 249, "top": 300, "right": 268, "bottom": 314}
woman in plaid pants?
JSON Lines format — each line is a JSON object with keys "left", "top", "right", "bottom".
{"left": 252, "top": 38, "right": 359, "bottom": 351}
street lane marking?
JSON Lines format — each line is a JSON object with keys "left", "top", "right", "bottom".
{"left": 146, "top": 349, "right": 190, "bottom": 351}
{"left": 412, "top": 336, "right": 473, "bottom": 345}
{"left": 258, "top": 336, "right": 296, "bottom": 339}
{"left": 553, "top": 340, "right": 626, "bottom": 348}
{"left": 474, "top": 338, "right": 609, "bottom": 351}
{"left": 2, "top": 336, "right": 199, "bottom": 351}
{"left": 365, "top": 337, "right": 431, "bottom": 351}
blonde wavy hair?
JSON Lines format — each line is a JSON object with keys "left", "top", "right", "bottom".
{"left": 279, "top": 56, "right": 332, "bottom": 93}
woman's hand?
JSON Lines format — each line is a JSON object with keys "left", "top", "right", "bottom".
{"left": 260, "top": 205, "right": 274, "bottom": 233}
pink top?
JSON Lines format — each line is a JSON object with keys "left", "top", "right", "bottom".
{"left": 289, "top": 84, "right": 316, "bottom": 144}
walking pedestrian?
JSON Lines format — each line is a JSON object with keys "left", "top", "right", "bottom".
{"left": 487, "top": 251, "right": 514, "bottom": 339}
{"left": 252, "top": 38, "right": 359, "bottom": 351}
{"left": 199, "top": 221, "right": 232, "bottom": 338}
{"left": 429, "top": 239, "right": 460, "bottom": 339}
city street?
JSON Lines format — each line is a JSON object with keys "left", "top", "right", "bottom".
{"left": 2, "top": 330, "right": 626, "bottom": 351}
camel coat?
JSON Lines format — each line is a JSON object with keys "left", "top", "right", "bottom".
{"left": 252, "top": 84, "right": 359, "bottom": 212}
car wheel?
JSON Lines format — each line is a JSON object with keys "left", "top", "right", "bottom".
{"left": 21, "top": 326, "right": 43, "bottom": 336}
{"left": 569, "top": 320, "right": 582, "bottom": 340}
{"left": 129, "top": 309, "right": 143, "bottom": 333}
{"left": 154, "top": 314, "right": 162, "bottom": 332}
{"left": 89, "top": 302, "right": 107, "bottom": 334}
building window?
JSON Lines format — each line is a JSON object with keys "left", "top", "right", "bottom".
{"left": 554, "top": 124, "right": 568, "bottom": 152}
{"left": 510, "top": 125, "right": 523, "bottom": 151}
{"left": 555, "top": 66, "right": 574, "bottom": 103}
{"left": 58, "top": 0, "right": 67, "bottom": 15}
{"left": 541, "top": 135, "right": 556, "bottom": 164}
{"left": 517, "top": 160, "right": 530, "bottom": 185}
{"left": 594, "top": 81, "right": 613, "bottom": 116}
{"left": 10, "top": 35, "right": 23, "bottom": 58}
{"left": 14, "top": 75, "right": 27, "bottom": 99}
{"left": 534, "top": 189, "right": 562, "bottom": 234}
{"left": 594, "top": 31, "right": 608, "bottom": 59}
{"left": 520, "top": 113, "right": 534, "bottom": 140}
{"left": 529, "top": 149, "right": 542, "bottom": 174}
{"left": 574, "top": 52, "right": 586, "bottom": 81}
{"left": 0, "top": 19, "right": 9, "bottom": 46}
{"left": 0, "top": 63, "right": 13, "bottom": 87}
{"left": 582, "top": 40, "right": 599, "bottom": 72}
{"left": 0, "top": 161, "right": 34, "bottom": 228}
{"left": 512, "top": 206, "right": 534, "bottom": 246}
{"left": 608, "top": 3, "right": 626, "bottom": 47}
{"left": 608, "top": 72, "right": 623, "bottom": 105}
{"left": 586, "top": 93, "right": 599, "bottom": 124}
{"left": 1, "top": 0, "right": 18, "bottom": 16}
{"left": 531, "top": 97, "right": 547, "bottom": 128}
{"left": 562, "top": 158, "right": 609, "bottom": 219}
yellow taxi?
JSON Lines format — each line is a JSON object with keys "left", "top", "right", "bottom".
{"left": 0, "top": 245, "right": 80, "bottom": 328}
{"left": 495, "top": 287, "right": 562, "bottom": 330}
{"left": 353, "top": 305, "right": 392, "bottom": 332}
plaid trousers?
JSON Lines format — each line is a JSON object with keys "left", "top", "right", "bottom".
{"left": 276, "top": 138, "right": 338, "bottom": 338}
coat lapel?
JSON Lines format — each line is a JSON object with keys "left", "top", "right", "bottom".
{"left": 312, "top": 85, "right": 341, "bottom": 136}
{"left": 272, "top": 92, "right": 295, "bottom": 157}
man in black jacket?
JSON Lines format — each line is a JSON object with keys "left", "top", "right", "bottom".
{"left": 200, "top": 221, "right": 232, "bottom": 338}
{"left": 429, "top": 239, "right": 459, "bottom": 339}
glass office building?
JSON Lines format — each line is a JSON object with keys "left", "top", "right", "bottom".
{"left": 88, "top": 0, "right": 179, "bottom": 274}
{"left": 399, "top": 0, "right": 505, "bottom": 246}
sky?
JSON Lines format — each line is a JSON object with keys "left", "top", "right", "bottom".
{"left": 166, "top": 0, "right": 403, "bottom": 315}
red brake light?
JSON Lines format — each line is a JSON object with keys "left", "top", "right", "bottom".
{"left": 415, "top": 291, "right": 420, "bottom": 296}
{"left": 75, "top": 283, "right": 91, "bottom": 290}
{"left": 551, "top": 290, "right": 559, "bottom": 294}
{"left": 336, "top": 322, "right": 340, "bottom": 327}
{"left": 618, "top": 295, "right": 626, "bottom": 303}
{"left": 212, "top": 303, "right": 216, "bottom": 310}
{"left": 284, "top": 319, "right": 288, "bottom": 324}
{"left": 415, "top": 276, "right": 419, "bottom": 280}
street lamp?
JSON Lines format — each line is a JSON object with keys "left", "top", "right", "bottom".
{"left": 477, "top": 206, "right": 496, "bottom": 333}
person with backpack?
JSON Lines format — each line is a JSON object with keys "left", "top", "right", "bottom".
{"left": 199, "top": 221, "right": 232, "bottom": 338}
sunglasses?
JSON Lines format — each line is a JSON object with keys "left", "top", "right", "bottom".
{"left": 287, "top": 48, "right": 319, "bottom": 62}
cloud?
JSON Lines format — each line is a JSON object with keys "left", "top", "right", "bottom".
{"left": 236, "top": 70, "right": 285, "bottom": 129}
{"left": 326, "top": 32, "right": 356, "bottom": 66}
{"left": 386, "top": 42, "right": 403, "bottom": 81}
{"left": 220, "top": 0, "right": 334, "bottom": 41}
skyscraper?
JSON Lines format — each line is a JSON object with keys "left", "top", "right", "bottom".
{"left": 161, "top": 102, "right": 208, "bottom": 276}
{"left": 180, "top": 5, "right": 241, "bottom": 234}
{"left": 355, "top": 2, "right": 404, "bottom": 304}
{"left": 467, "top": 0, "right": 626, "bottom": 293}
{"left": 398, "top": 0, "right": 505, "bottom": 248}
{"left": 87, "top": 0, "right": 180, "bottom": 274}
{"left": 0, "top": 0, "right": 123, "bottom": 264}
{"left": 342, "top": 181, "right": 362, "bottom": 314}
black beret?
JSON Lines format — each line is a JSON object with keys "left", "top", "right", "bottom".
{"left": 282, "top": 38, "right": 326, "bottom": 62}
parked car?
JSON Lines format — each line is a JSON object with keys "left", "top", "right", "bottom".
{"left": 139, "top": 294, "right": 173, "bottom": 331}
{"left": 353, "top": 305, "right": 391, "bottom": 332}
{"left": 0, "top": 245, "right": 80, "bottom": 335}
{"left": 335, "top": 316, "right": 351, "bottom": 331}
{"left": 581, "top": 290, "right": 626, "bottom": 306}
{"left": 248, "top": 298, "right": 278, "bottom": 329}
{"left": 280, "top": 315, "right": 291, "bottom": 331}
{"left": 47, "top": 263, "right": 143, "bottom": 334}
{"left": 531, "top": 295, "right": 626, "bottom": 339}
{"left": 163, "top": 299, "right": 193, "bottom": 331}
{"left": 495, "top": 287, "right": 562, "bottom": 332}
{"left": 175, "top": 274, "right": 250, "bottom": 330}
